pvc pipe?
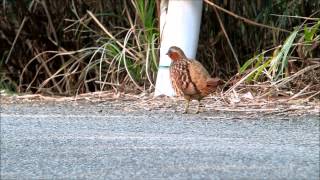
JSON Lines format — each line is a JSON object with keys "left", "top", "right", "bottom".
{"left": 154, "top": 0, "right": 203, "bottom": 96}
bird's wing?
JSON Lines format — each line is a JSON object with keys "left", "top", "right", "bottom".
{"left": 188, "top": 59, "right": 213, "bottom": 96}
{"left": 170, "top": 60, "right": 198, "bottom": 96}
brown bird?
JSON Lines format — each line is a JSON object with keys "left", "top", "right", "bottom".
{"left": 167, "top": 46, "right": 221, "bottom": 113}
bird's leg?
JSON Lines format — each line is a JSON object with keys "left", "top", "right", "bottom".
{"left": 183, "top": 99, "right": 190, "bottom": 114}
{"left": 195, "top": 100, "right": 201, "bottom": 114}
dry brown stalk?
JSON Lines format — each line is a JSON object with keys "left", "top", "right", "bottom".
{"left": 204, "top": 0, "right": 291, "bottom": 33}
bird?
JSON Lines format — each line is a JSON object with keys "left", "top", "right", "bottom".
{"left": 166, "top": 46, "right": 221, "bottom": 114}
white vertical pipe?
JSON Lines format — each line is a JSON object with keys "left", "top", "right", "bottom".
{"left": 154, "top": 0, "right": 203, "bottom": 96}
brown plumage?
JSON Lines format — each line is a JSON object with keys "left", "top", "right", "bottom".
{"left": 167, "top": 46, "right": 221, "bottom": 113}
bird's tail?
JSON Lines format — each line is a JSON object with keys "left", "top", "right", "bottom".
{"left": 206, "top": 77, "right": 222, "bottom": 93}
{"left": 207, "top": 77, "right": 221, "bottom": 86}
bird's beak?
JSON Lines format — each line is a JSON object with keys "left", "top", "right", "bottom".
{"left": 166, "top": 50, "right": 170, "bottom": 55}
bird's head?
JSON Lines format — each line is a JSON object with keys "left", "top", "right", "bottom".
{"left": 166, "top": 46, "right": 187, "bottom": 61}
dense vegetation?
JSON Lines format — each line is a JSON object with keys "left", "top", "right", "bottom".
{"left": 1, "top": 0, "right": 319, "bottom": 99}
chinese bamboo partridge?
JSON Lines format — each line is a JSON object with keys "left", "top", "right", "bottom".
{"left": 167, "top": 46, "right": 221, "bottom": 113}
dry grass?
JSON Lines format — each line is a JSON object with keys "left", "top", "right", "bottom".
{"left": 1, "top": 90, "right": 319, "bottom": 117}
{"left": 1, "top": 0, "right": 159, "bottom": 95}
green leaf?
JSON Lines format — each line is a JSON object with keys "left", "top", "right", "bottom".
{"left": 276, "top": 29, "right": 298, "bottom": 79}
{"left": 253, "top": 58, "right": 272, "bottom": 81}
{"left": 240, "top": 56, "right": 257, "bottom": 73}
{"left": 310, "top": 20, "right": 320, "bottom": 38}
{"left": 304, "top": 20, "right": 320, "bottom": 42}
{"left": 304, "top": 25, "right": 313, "bottom": 42}
{"left": 267, "top": 29, "right": 298, "bottom": 80}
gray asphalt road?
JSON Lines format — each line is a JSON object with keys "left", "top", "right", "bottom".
{"left": 1, "top": 101, "right": 319, "bottom": 179}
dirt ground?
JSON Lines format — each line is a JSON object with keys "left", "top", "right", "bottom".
{"left": 1, "top": 91, "right": 319, "bottom": 118}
